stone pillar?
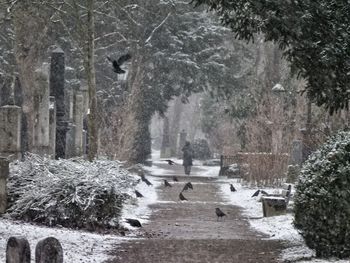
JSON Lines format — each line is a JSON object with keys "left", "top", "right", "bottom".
{"left": 49, "top": 47, "right": 68, "bottom": 159}
{"left": 73, "top": 94, "right": 84, "bottom": 156}
{"left": 177, "top": 129, "right": 187, "bottom": 158}
{"left": 6, "top": 236, "right": 31, "bottom": 263}
{"left": 160, "top": 117, "right": 171, "bottom": 158}
{"left": 0, "top": 105, "right": 22, "bottom": 160}
{"left": 49, "top": 97, "right": 56, "bottom": 159}
{"left": 35, "top": 237, "right": 63, "bottom": 263}
{"left": 0, "top": 158, "right": 9, "bottom": 214}
{"left": 33, "top": 69, "right": 50, "bottom": 155}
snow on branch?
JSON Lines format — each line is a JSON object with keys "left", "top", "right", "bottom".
{"left": 145, "top": 12, "right": 171, "bottom": 45}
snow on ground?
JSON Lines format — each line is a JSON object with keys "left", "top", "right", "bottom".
{"left": 0, "top": 218, "right": 128, "bottom": 262}
{"left": 218, "top": 177, "right": 349, "bottom": 262}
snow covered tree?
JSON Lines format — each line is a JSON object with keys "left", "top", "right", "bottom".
{"left": 191, "top": 0, "right": 350, "bottom": 114}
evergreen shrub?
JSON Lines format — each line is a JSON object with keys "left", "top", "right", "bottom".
{"left": 294, "top": 131, "right": 350, "bottom": 258}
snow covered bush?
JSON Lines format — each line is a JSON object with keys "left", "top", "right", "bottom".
{"left": 294, "top": 131, "right": 350, "bottom": 258}
{"left": 6, "top": 153, "right": 138, "bottom": 231}
{"left": 192, "top": 139, "right": 211, "bottom": 160}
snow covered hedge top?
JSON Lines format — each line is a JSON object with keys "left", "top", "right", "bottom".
{"left": 6, "top": 153, "right": 139, "bottom": 231}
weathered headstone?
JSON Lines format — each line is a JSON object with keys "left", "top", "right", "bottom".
{"left": 49, "top": 47, "right": 68, "bottom": 159}
{"left": 49, "top": 97, "right": 56, "bottom": 159}
{"left": 6, "top": 236, "right": 31, "bottom": 263}
{"left": 35, "top": 237, "right": 63, "bottom": 263}
{"left": 0, "top": 158, "right": 9, "bottom": 214}
{"left": 0, "top": 105, "right": 22, "bottom": 160}
{"left": 33, "top": 69, "right": 50, "bottom": 155}
{"left": 160, "top": 117, "right": 171, "bottom": 158}
{"left": 177, "top": 129, "right": 187, "bottom": 158}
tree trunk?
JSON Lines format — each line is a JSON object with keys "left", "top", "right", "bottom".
{"left": 86, "top": 0, "right": 98, "bottom": 161}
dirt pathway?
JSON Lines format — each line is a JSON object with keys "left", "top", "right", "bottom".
{"left": 107, "top": 164, "right": 285, "bottom": 263}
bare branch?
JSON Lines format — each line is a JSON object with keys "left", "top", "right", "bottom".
{"left": 145, "top": 12, "right": 171, "bottom": 45}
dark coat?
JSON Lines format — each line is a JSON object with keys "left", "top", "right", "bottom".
{"left": 182, "top": 144, "right": 193, "bottom": 166}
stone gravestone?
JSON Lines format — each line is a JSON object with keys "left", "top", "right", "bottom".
{"left": 160, "top": 117, "right": 171, "bottom": 158}
{"left": 35, "top": 237, "right": 63, "bottom": 263}
{"left": 0, "top": 105, "right": 22, "bottom": 160}
{"left": 33, "top": 69, "right": 50, "bottom": 155}
{"left": 290, "top": 140, "right": 303, "bottom": 166}
{"left": 262, "top": 196, "right": 287, "bottom": 217}
{"left": 6, "top": 236, "right": 31, "bottom": 263}
{"left": 0, "top": 158, "right": 9, "bottom": 214}
{"left": 49, "top": 47, "right": 68, "bottom": 159}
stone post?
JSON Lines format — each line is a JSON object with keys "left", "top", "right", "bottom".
{"left": 160, "top": 117, "right": 171, "bottom": 158}
{"left": 0, "top": 105, "right": 22, "bottom": 160}
{"left": 6, "top": 236, "right": 31, "bottom": 263}
{"left": 49, "top": 47, "right": 68, "bottom": 159}
{"left": 177, "top": 129, "right": 187, "bottom": 158}
{"left": 0, "top": 158, "right": 9, "bottom": 214}
{"left": 33, "top": 69, "right": 50, "bottom": 155}
{"left": 49, "top": 97, "right": 56, "bottom": 159}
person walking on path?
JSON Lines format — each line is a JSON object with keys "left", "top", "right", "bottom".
{"left": 182, "top": 141, "right": 194, "bottom": 175}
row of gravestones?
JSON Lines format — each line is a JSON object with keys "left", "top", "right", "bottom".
{"left": 6, "top": 236, "right": 63, "bottom": 263}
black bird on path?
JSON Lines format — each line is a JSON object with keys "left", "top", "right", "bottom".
{"left": 164, "top": 179, "right": 172, "bottom": 187}
{"left": 126, "top": 218, "right": 142, "bottom": 227}
{"left": 173, "top": 176, "right": 179, "bottom": 182}
{"left": 215, "top": 208, "right": 226, "bottom": 220}
{"left": 141, "top": 174, "right": 153, "bottom": 186}
{"left": 179, "top": 192, "right": 188, "bottom": 201}
{"left": 252, "top": 190, "right": 260, "bottom": 197}
{"left": 182, "top": 184, "right": 189, "bottom": 192}
{"left": 230, "top": 184, "right": 236, "bottom": 192}
{"left": 107, "top": 53, "right": 132, "bottom": 74}
{"left": 186, "top": 182, "right": 193, "bottom": 190}
{"left": 164, "top": 159, "right": 175, "bottom": 165}
{"left": 135, "top": 190, "right": 143, "bottom": 198}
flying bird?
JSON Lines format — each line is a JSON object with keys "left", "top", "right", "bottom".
{"left": 173, "top": 176, "right": 178, "bottom": 182}
{"left": 126, "top": 218, "right": 142, "bottom": 227}
{"left": 135, "top": 190, "right": 143, "bottom": 198}
{"left": 230, "top": 184, "right": 236, "bottom": 192}
{"left": 164, "top": 179, "right": 172, "bottom": 187}
{"left": 179, "top": 192, "right": 188, "bottom": 201}
{"left": 252, "top": 190, "right": 260, "bottom": 197}
{"left": 107, "top": 53, "right": 132, "bottom": 74}
{"left": 215, "top": 208, "right": 226, "bottom": 220}
{"left": 164, "top": 159, "right": 175, "bottom": 165}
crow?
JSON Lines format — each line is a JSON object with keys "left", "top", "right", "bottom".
{"left": 140, "top": 174, "right": 152, "bottom": 186}
{"left": 135, "top": 190, "right": 143, "bottom": 198}
{"left": 164, "top": 159, "right": 175, "bottom": 165}
{"left": 164, "top": 179, "right": 172, "bottom": 187}
{"left": 126, "top": 218, "right": 142, "bottom": 227}
{"left": 215, "top": 208, "right": 226, "bottom": 220}
{"left": 230, "top": 184, "right": 236, "bottom": 192}
{"left": 182, "top": 184, "right": 189, "bottom": 192}
{"left": 186, "top": 182, "right": 193, "bottom": 190}
{"left": 107, "top": 53, "right": 132, "bottom": 74}
{"left": 173, "top": 176, "right": 179, "bottom": 182}
{"left": 261, "top": 190, "right": 269, "bottom": 196}
{"left": 179, "top": 192, "right": 188, "bottom": 201}
{"left": 252, "top": 190, "right": 260, "bottom": 197}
